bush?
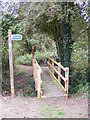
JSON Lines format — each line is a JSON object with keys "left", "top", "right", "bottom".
{"left": 15, "top": 50, "right": 58, "bottom": 66}
{"left": 15, "top": 54, "right": 32, "bottom": 66}
{"left": 77, "top": 82, "right": 89, "bottom": 98}
{"left": 70, "top": 32, "right": 88, "bottom": 95}
{"left": 35, "top": 50, "right": 57, "bottom": 63}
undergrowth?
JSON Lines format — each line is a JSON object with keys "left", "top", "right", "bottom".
{"left": 15, "top": 50, "right": 57, "bottom": 66}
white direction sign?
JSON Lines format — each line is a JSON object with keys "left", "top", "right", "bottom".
{"left": 11, "top": 34, "right": 22, "bottom": 40}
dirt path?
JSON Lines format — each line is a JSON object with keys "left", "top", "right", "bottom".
{"left": 0, "top": 95, "right": 88, "bottom": 118}
{"left": 1, "top": 65, "right": 88, "bottom": 118}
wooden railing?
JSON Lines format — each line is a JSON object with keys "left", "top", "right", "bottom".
{"left": 33, "top": 59, "right": 42, "bottom": 98}
{"left": 32, "top": 46, "right": 42, "bottom": 98}
{"left": 47, "top": 56, "right": 69, "bottom": 100}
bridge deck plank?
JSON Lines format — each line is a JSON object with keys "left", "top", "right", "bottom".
{"left": 41, "top": 66, "right": 65, "bottom": 98}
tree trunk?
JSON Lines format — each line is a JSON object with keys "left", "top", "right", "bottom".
{"left": 55, "top": 35, "right": 64, "bottom": 66}
{"left": 61, "top": 19, "right": 72, "bottom": 68}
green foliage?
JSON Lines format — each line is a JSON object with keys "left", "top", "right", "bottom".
{"left": 71, "top": 48, "right": 88, "bottom": 73}
{"left": 15, "top": 75, "right": 36, "bottom": 97}
{"left": 1, "top": 12, "right": 18, "bottom": 93}
{"left": 71, "top": 33, "right": 88, "bottom": 74}
{"left": 77, "top": 82, "right": 89, "bottom": 98}
{"left": 12, "top": 33, "right": 56, "bottom": 60}
{"left": 15, "top": 54, "right": 32, "bottom": 65}
{"left": 56, "top": 111, "right": 65, "bottom": 118}
{"left": 16, "top": 85, "right": 24, "bottom": 90}
{"left": 42, "top": 105, "right": 52, "bottom": 118}
{"left": 35, "top": 50, "right": 57, "bottom": 63}
{"left": 70, "top": 31, "right": 88, "bottom": 94}
{"left": 2, "top": 1, "right": 89, "bottom": 97}
{"left": 25, "top": 76, "right": 35, "bottom": 97}
{"left": 14, "top": 68, "right": 24, "bottom": 77}
{"left": 1, "top": 10, "right": 20, "bottom": 73}
{"left": 25, "top": 88, "right": 35, "bottom": 97}
{"left": 41, "top": 105, "right": 65, "bottom": 118}
{"left": 15, "top": 50, "right": 57, "bottom": 66}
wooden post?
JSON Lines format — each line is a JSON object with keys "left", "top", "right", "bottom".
{"left": 37, "top": 68, "right": 40, "bottom": 98}
{"left": 65, "top": 67, "right": 69, "bottom": 100}
{"left": 32, "top": 46, "right": 35, "bottom": 80}
{"left": 52, "top": 58, "right": 54, "bottom": 75}
{"left": 48, "top": 57, "right": 50, "bottom": 70}
{"left": 58, "top": 62, "right": 61, "bottom": 82}
{"left": 8, "top": 29, "right": 15, "bottom": 97}
{"left": 34, "top": 63, "right": 37, "bottom": 90}
{"left": 32, "top": 46, "right": 34, "bottom": 59}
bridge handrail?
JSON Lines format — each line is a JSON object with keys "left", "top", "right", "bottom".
{"left": 47, "top": 62, "right": 66, "bottom": 82}
{"left": 48, "top": 56, "right": 69, "bottom": 100}
{"left": 34, "top": 59, "right": 42, "bottom": 73}
{"left": 48, "top": 56, "right": 66, "bottom": 71}
{"left": 33, "top": 59, "right": 42, "bottom": 98}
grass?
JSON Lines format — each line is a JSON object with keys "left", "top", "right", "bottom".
{"left": 19, "top": 69, "right": 25, "bottom": 75}
{"left": 15, "top": 68, "right": 25, "bottom": 77}
{"left": 41, "top": 105, "right": 66, "bottom": 118}
{"left": 56, "top": 111, "right": 65, "bottom": 118}
{"left": 41, "top": 105, "right": 53, "bottom": 118}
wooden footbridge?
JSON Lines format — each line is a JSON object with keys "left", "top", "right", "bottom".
{"left": 32, "top": 46, "right": 69, "bottom": 100}
{"left": 8, "top": 30, "right": 69, "bottom": 99}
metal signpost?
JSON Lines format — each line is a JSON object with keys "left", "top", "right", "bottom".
{"left": 8, "top": 29, "right": 22, "bottom": 97}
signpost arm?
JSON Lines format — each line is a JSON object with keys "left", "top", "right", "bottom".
{"left": 8, "top": 29, "right": 15, "bottom": 97}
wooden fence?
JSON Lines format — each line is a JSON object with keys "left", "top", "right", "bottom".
{"left": 47, "top": 56, "right": 69, "bottom": 100}
{"left": 33, "top": 59, "right": 42, "bottom": 98}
